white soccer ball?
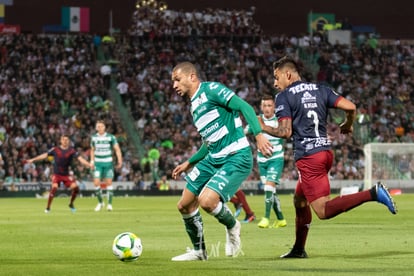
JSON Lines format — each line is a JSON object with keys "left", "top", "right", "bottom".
{"left": 112, "top": 232, "right": 143, "bottom": 262}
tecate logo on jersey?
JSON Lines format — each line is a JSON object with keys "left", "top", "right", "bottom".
{"left": 289, "top": 83, "right": 318, "bottom": 94}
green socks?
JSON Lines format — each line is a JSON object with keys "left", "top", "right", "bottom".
{"left": 183, "top": 210, "right": 205, "bottom": 250}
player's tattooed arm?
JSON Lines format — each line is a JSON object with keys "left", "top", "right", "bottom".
{"left": 259, "top": 117, "right": 292, "bottom": 138}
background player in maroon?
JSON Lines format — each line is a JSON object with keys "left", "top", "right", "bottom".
{"left": 230, "top": 189, "right": 256, "bottom": 223}
{"left": 26, "top": 134, "right": 92, "bottom": 213}
{"left": 259, "top": 56, "right": 397, "bottom": 258}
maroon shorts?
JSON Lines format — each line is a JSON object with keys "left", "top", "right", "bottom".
{"left": 295, "top": 150, "right": 333, "bottom": 203}
{"left": 51, "top": 174, "right": 75, "bottom": 188}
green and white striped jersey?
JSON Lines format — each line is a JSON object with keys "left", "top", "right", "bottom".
{"left": 90, "top": 132, "right": 118, "bottom": 164}
{"left": 191, "top": 82, "right": 249, "bottom": 164}
{"left": 246, "top": 114, "right": 284, "bottom": 162}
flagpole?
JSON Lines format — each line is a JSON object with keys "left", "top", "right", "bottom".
{"left": 109, "top": 9, "right": 113, "bottom": 36}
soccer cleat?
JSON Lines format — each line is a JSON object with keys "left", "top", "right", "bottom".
{"left": 225, "top": 220, "right": 241, "bottom": 257}
{"left": 234, "top": 204, "right": 242, "bottom": 218}
{"left": 94, "top": 202, "right": 104, "bottom": 212}
{"left": 171, "top": 248, "right": 207, "bottom": 261}
{"left": 44, "top": 208, "right": 50, "bottom": 214}
{"left": 375, "top": 182, "right": 397, "bottom": 214}
{"left": 241, "top": 214, "right": 255, "bottom": 223}
{"left": 272, "top": 219, "right": 287, "bottom": 228}
{"left": 107, "top": 204, "right": 113, "bottom": 211}
{"left": 68, "top": 204, "right": 76, "bottom": 213}
{"left": 280, "top": 248, "right": 308, "bottom": 258}
{"left": 257, "top": 217, "right": 270, "bottom": 228}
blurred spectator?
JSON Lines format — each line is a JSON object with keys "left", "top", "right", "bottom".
{"left": 398, "top": 155, "right": 411, "bottom": 179}
{"left": 0, "top": 181, "right": 6, "bottom": 192}
{"left": 140, "top": 153, "right": 154, "bottom": 181}
{"left": 157, "top": 174, "right": 170, "bottom": 191}
{"left": 133, "top": 171, "right": 145, "bottom": 190}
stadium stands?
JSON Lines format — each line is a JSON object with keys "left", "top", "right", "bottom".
{"left": 0, "top": 6, "right": 413, "bottom": 191}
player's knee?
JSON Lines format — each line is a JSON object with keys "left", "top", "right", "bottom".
{"left": 293, "top": 195, "right": 307, "bottom": 208}
{"left": 50, "top": 186, "right": 58, "bottom": 196}
{"left": 176, "top": 202, "right": 185, "bottom": 213}
{"left": 176, "top": 201, "right": 195, "bottom": 214}
{"left": 198, "top": 189, "right": 220, "bottom": 213}
{"left": 198, "top": 199, "right": 214, "bottom": 213}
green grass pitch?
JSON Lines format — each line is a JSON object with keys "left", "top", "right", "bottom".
{"left": 1, "top": 193, "right": 413, "bottom": 276}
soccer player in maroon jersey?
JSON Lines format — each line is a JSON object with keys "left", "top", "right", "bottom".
{"left": 26, "top": 134, "right": 92, "bottom": 213}
{"left": 260, "top": 56, "right": 397, "bottom": 258}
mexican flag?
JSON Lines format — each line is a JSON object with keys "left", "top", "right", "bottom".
{"left": 61, "top": 6, "right": 90, "bottom": 32}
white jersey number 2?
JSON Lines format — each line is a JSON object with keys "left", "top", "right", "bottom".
{"left": 307, "top": 110, "right": 320, "bottom": 137}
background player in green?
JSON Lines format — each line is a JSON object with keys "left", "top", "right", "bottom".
{"left": 246, "top": 94, "right": 287, "bottom": 228}
{"left": 90, "top": 120, "right": 123, "bottom": 211}
{"left": 170, "top": 62, "right": 272, "bottom": 261}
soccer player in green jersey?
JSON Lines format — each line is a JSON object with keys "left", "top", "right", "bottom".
{"left": 248, "top": 94, "right": 287, "bottom": 229}
{"left": 90, "top": 120, "right": 123, "bottom": 211}
{"left": 170, "top": 62, "right": 272, "bottom": 261}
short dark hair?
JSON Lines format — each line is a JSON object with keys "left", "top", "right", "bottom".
{"left": 261, "top": 94, "right": 274, "bottom": 101}
{"left": 96, "top": 119, "right": 106, "bottom": 126}
{"left": 173, "top": 62, "right": 200, "bottom": 78}
{"left": 273, "top": 56, "right": 299, "bottom": 73}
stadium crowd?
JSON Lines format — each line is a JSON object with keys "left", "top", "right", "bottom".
{"left": 0, "top": 6, "right": 413, "bottom": 191}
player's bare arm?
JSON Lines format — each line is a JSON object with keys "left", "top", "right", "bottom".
{"left": 26, "top": 152, "right": 48, "bottom": 163}
{"left": 78, "top": 156, "right": 93, "bottom": 169}
{"left": 114, "top": 144, "right": 123, "bottom": 169}
{"left": 90, "top": 147, "right": 95, "bottom": 169}
{"left": 259, "top": 116, "right": 292, "bottom": 139}
{"left": 336, "top": 97, "right": 356, "bottom": 134}
{"left": 339, "top": 110, "right": 355, "bottom": 134}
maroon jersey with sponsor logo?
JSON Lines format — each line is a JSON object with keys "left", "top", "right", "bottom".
{"left": 47, "top": 146, "right": 79, "bottom": 176}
